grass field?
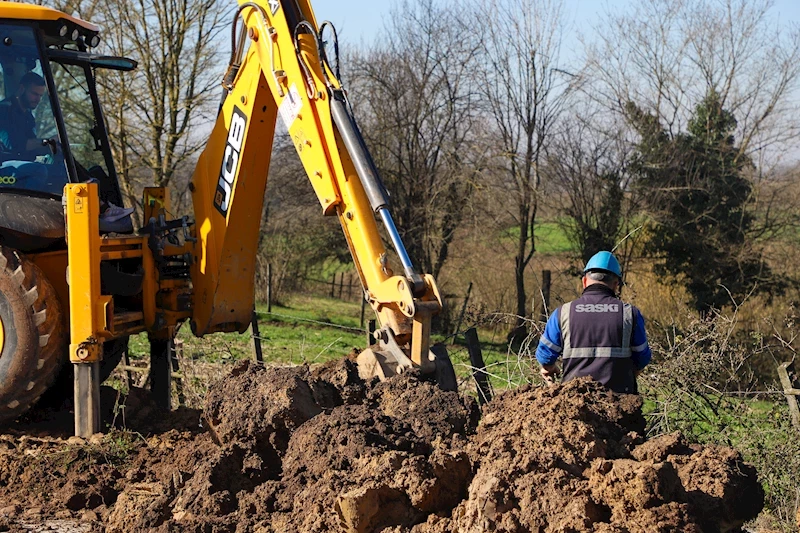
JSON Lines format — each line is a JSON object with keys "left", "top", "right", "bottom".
{"left": 500, "top": 219, "right": 575, "bottom": 255}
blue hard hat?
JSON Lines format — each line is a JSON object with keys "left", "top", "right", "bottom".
{"left": 583, "top": 251, "right": 622, "bottom": 278}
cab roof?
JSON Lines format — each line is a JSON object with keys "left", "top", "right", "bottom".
{"left": 0, "top": 1, "right": 99, "bottom": 32}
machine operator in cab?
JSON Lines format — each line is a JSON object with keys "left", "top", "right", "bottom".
{"left": 535, "top": 251, "right": 652, "bottom": 394}
{"left": 0, "top": 72, "right": 57, "bottom": 188}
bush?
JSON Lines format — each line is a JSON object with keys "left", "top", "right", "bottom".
{"left": 640, "top": 309, "right": 800, "bottom": 532}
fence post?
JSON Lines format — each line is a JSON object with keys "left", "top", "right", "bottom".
{"left": 251, "top": 307, "right": 264, "bottom": 364}
{"left": 330, "top": 273, "right": 336, "bottom": 298}
{"left": 453, "top": 281, "right": 473, "bottom": 337}
{"left": 347, "top": 273, "right": 353, "bottom": 300}
{"left": 778, "top": 361, "right": 800, "bottom": 432}
{"left": 465, "top": 327, "right": 492, "bottom": 405}
{"left": 360, "top": 296, "right": 366, "bottom": 328}
{"left": 267, "top": 263, "right": 272, "bottom": 313}
{"left": 540, "top": 270, "right": 551, "bottom": 321}
{"left": 338, "top": 272, "right": 344, "bottom": 299}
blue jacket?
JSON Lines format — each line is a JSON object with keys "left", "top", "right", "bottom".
{"left": 0, "top": 97, "right": 37, "bottom": 160}
{"left": 535, "top": 284, "right": 651, "bottom": 393}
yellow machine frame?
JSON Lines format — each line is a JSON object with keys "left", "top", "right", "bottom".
{"left": 63, "top": 0, "right": 449, "bottom": 436}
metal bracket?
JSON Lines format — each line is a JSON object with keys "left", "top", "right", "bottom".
{"left": 268, "top": 27, "right": 286, "bottom": 97}
{"left": 356, "top": 327, "right": 414, "bottom": 381}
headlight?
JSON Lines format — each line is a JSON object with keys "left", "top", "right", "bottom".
{"left": 59, "top": 24, "right": 69, "bottom": 37}
{"left": 88, "top": 34, "right": 100, "bottom": 48}
{"left": 71, "top": 29, "right": 79, "bottom": 41}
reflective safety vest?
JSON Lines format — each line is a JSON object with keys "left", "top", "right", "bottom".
{"left": 559, "top": 285, "right": 637, "bottom": 393}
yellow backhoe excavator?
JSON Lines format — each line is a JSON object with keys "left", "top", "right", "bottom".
{"left": 0, "top": 0, "right": 456, "bottom": 436}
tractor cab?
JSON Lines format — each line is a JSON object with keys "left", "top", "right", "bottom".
{"left": 0, "top": 3, "right": 135, "bottom": 251}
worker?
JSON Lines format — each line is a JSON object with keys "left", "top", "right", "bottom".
{"left": 0, "top": 72, "right": 58, "bottom": 157}
{"left": 0, "top": 72, "right": 57, "bottom": 189}
{"left": 535, "top": 251, "right": 651, "bottom": 394}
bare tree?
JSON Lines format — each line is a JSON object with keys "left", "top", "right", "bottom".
{"left": 585, "top": 0, "right": 800, "bottom": 163}
{"left": 583, "top": 0, "right": 800, "bottom": 309}
{"left": 94, "top": 0, "right": 228, "bottom": 209}
{"left": 346, "top": 0, "right": 484, "bottom": 280}
{"left": 475, "top": 0, "right": 576, "bottom": 333}
{"left": 545, "top": 116, "right": 640, "bottom": 270}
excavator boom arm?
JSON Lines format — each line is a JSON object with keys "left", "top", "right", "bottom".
{"left": 188, "top": 0, "right": 445, "bottom": 374}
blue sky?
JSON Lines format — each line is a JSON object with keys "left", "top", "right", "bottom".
{"left": 311, "top": 0, "right": 800, "bottom": 47}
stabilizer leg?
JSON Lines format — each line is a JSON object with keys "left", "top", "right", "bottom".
{"left": 74, "top": 362, "right": 100, "bottom": 437}
{"left": 149, "top": 335, "right": 173, "bottom": 410}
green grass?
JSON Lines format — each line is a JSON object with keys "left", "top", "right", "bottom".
{"left": 501, "top": 220, "right": 575, "bottom": 255}
{"left": 128, "top": 294, "right": 367, "bottom": 365}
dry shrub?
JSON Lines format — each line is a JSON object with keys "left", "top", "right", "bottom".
{"left": 639, "top": 307, "right": 800, "bottom": 532}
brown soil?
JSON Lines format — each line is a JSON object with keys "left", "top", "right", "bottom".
{"left": 0, "top": 359, "right": 764, "bottom": 533}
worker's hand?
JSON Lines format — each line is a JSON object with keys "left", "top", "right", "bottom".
{"left": 540, "top": 363, "right": 559, "bottom": 385}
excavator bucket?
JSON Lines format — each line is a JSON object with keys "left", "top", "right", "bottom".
{"left": 356, "top": 340, "right": 458, "bottom": 391}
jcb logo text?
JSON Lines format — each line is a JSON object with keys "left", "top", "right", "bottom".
{"left": 214, "top": 106, "right": 247, "bottom": 217}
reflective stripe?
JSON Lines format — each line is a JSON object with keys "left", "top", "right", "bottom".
{"left": 562, "top": 347, "right": 634, "bottom": 359}
{"left": 540, "top": 336, "right": 562, "bottom": 353}
{"left": 559, "top": 303, "right": 571, "bottom": 357}
{"left": 631, "top": 343, "right": 648, "bottom": 353}
{"left": 561, "top": 301, "right": 634, "bottom": 360}
{"left": 622, "top": 304, "right": 633, "bottom": 350}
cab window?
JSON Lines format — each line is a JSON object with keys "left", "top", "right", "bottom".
{"left": 50, "top": 61, "right": 110, "bottom": 181}
{"left": 0, "top": 24, "right": 68, "bottom": 196}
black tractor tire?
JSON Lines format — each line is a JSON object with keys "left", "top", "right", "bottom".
{"left": 0, "top": 246, "right": 67, "bottom": 424}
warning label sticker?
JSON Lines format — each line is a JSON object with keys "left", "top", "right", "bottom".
{"left": 278, "top": 84, "right": 303, "bottom": 130}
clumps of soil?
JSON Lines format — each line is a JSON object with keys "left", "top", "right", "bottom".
{"left": 252, "top": 404, "right": 472, "bottom": 532}
{"left": 99, "top": 359, "right": 477, "bottom": 532}
{"left": 419, "top": 379, "right": 763, "bottom": 533}
{"left": 366, "top": 372, "right": 480, "bottom": 442}
{"left": 0, "top": 360, "right": 764, "bottom": 533}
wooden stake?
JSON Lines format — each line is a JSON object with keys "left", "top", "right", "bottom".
{"left": 267, "top": 263, "right": 273, "bottom": 313}
{"left": 465, "top": 327, "right": 492, "bottom": 405}
{"left": 453, "top": 281, "right": 473, "bottom": 337}
{"left": 778, "top": 361, "right": 800, "bottom": 431}
{"left": 540, "top": 270, "right": 551, "bottom": 321}
{"left": 252, "top": 307, "right": 264, "bottom": 363}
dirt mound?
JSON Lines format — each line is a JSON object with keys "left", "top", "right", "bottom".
{"left": 249, "top": 404, "right": 472, "bottom": 532}
{"left": 0, "top": 363, "right": 764, "bottom": 533}
{"left": 419, "top": 379, "right": 762, "bottom": 533}
{"left": 367, "top": 372, "right": 479, "bottom": 442}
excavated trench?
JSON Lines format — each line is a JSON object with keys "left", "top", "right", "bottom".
{"left": 0, "top": 357, "right": 763, "bottom": 532}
